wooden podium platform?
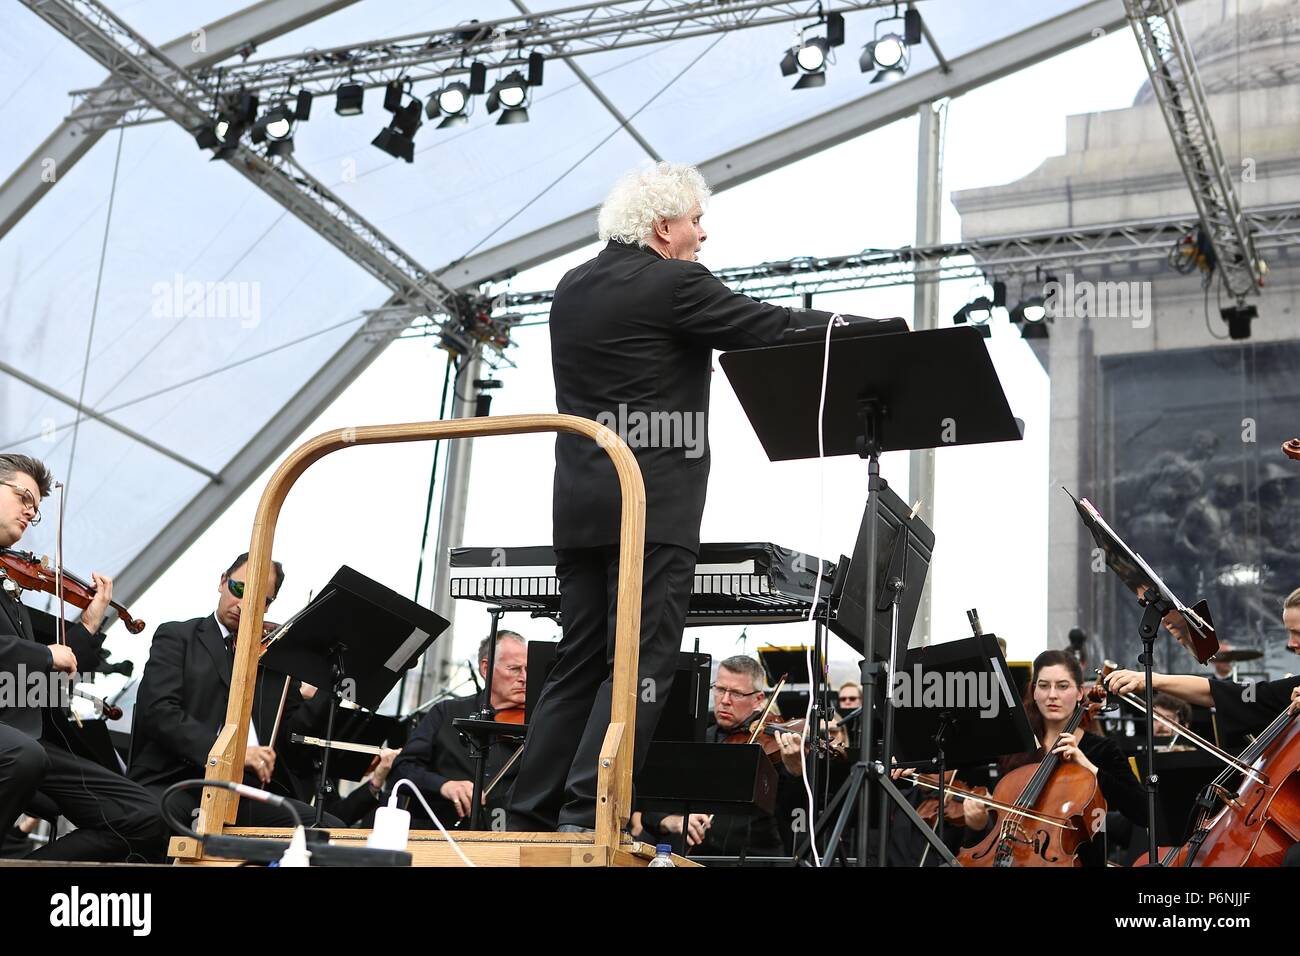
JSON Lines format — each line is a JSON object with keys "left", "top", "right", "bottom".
{"left": 168, "top": 414, "right": 664, "bottom": 867}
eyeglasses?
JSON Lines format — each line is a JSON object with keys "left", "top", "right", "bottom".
{"left": 225, "top": 577, "right": 274, "bottom": 608}
{"left": 1, "top": 481, "right": 41, "bottom": 526}
{"left": 711, "top": 684, "right": 761, "bottom": 701}
{"left": 838, "top": 696, "right": 861, "bottom": 705}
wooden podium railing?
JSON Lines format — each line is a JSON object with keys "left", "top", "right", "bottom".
{"left": 168, "top": 413, "right": 666, "bottom": 867}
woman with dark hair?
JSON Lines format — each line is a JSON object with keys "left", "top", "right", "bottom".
{"left": 960, "top": 649, "right": 1146, "bottom": 866}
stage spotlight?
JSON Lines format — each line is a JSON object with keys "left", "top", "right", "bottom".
{"left": 1220, "top": 303, "right": 1257, "bottom": 340}
{"left": 439, "top": 83, "right": 469, "bottom": 115}
{"left": 1011, "top": 299, "right": 1048, "bottom": 325}
{"left": 372, "top": 125, "right": 414, "bottom": 162}
{"left": 861, "top": 7, "right": 922, "bottom": 81}
{"left": 797, "top": 37, "right": 829, "bottom": 72}
{"left": 487, "top": 71, "right": 531, "bottom": 123}
{"left": 780, "top": 13, "right": 843, "bottom": 90}
{"left": 293, "top": 90, "right": 313, "bottom": 121}
{"left": 953, "top": 298, "right": 994, "bottom": 338}
{"left": 428, "top": 80, "right": 473, "bottom": 128}
{"left": 335, "top": 83, "right": 364, "bottom": 116}
{"left": 192, "top": 122, "right": 220, "bottom": 150}
{"left": 372, "top": 80, "right": 422, "bottom": 162}
{"left": 251, "top": 104, "right": 295, "bottom": 144}
{"left": 266, "top": 138, "right": 295, "bottom": 160}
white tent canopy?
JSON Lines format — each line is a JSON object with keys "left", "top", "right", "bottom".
{"left": 0, "top": 0, "right": 1119, "bottom": 601}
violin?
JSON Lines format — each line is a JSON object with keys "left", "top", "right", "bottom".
{"left": 914, "top": 771, "right": 988, "bottom": 829}
{"left": 0, "top": 548, "right": 144, "bottom": 633}
{"left": 725, "top": 714, "right": 850, "bottom": 762}
{"left": 956, "top": 673, "right": 1109, "bottom": 867}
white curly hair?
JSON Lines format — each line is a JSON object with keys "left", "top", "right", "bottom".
{"left": 596, "top": 162, "right": 711, "bottom": 246}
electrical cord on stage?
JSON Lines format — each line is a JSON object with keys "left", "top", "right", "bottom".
{"left": 797, "top": 312, "right": 845, "bottom": 867}
{"left": 161, "top": 779, "right": 310, "bottom": 866}
{"left": 160, "top": 778, "right": 304, "bottom": 840}
{"left": 388, "top": 778, "right": 475, "bottom": 867}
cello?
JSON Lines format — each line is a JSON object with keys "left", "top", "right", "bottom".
{"left": 957, "top": 675, "right": 1109, "bottom": 867}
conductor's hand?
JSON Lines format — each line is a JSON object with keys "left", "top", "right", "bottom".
{"left": 1105, "top": 669, "right": 1147, "bottom": 697}
{"left": 244, "top": 745, "right": 276, "bottom": 785}
{"left": 48, "top": 644, "right": 78, "bottom": 674}
{"left": 661, "top": 813, "right": 711, "bottom": 847}
{"left": 439, "top": 779, "right": 477, "bottom": 818}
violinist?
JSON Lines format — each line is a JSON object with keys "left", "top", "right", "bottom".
{"left": 1105, "top": 589, "right": 1300, "bottom": 749}
{"left": 0, "top": 453, "right": 164, "bottom": 861}
{"left": 1108, "top": 589, "right": 1300, "bottom": 867}
{"left": 129, "top": 552, "right": 335, "bottom": 827}
{"left": 961, "top": 649, "right": 1146, "bottom": 866}
{"left": 634, "top": 655, "right": 805, "bottom": 857}
{"left": 391, "top": 630, "right": 527, "bottom": 826}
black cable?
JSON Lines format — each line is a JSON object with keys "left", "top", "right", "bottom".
{"left": 64, "top": 126, "right": 126, "bottom": 504}
{"left": 160, "top": 778, "right": 303, "bottom": 840}
{"left": 1204, "top": 275, "right": 1229, "bottom": 340}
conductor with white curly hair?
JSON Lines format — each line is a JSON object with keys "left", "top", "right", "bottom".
{"left": 507, "top": 162, "right": 833, "bottom": 834}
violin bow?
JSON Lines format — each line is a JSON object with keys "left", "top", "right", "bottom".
{"left": 747, "top": 674, "right": 788, "bottom": 745}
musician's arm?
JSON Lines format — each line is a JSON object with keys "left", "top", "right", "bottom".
{"left": 1108, "top": 670, "right": 1213, "bottom": 708}
{"left": 134, "top": 624, "right": 223, "bottom": 769}
{"left": 1150, "top": 674, "right": 1214, "bottom": 708}
{"left": 389, "top": 705, "right": 453, "bottom": 799}
{"left": 0, "top": 629, "right": 54, "bottom": 672}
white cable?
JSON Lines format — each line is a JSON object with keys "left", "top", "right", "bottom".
{"left": 388, "top": 778, "right": 476, "bottom": 867}
{"left": 797, "top": 312, "right": 844, "bottom": 867}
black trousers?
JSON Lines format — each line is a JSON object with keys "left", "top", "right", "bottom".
{"left": 507, "top": 543, "right": 695, "bottom": 830}
{"left": 0, "top": 721, "right": 165, "bottom": 862}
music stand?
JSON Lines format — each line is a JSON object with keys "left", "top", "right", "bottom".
{"left": 1066, "top": 489, "right": 1219, "bottom": 866}
{"left": 261, "top": 565, "right": 447, "bottom": 825}
{"left": 892, "top": 634, "right": 1035, "bottom": 846}
{"left": 721, "top": 325, "right": 1023, "bottom": 867}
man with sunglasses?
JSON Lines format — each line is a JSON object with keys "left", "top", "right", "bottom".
{"left": 130, "top": 552, "right": 335, "bottom": 829}
{"left": 635, "top": 655, "right": 804, "bottom": 858}
{"left": 0, "top": 453, "right": 165, "bottom": 861}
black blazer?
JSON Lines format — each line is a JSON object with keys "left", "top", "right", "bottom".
{"left": 129, "top": 614, "right": 308, "bottom": 794}
{"left": 0, "top": 588, "right": 100, "bottom": 739}
{"left": 550, "top": 240, "right": 831, "bottom": 553}
{"left": 390, "top": 694, "right": 521, "bottom": 827}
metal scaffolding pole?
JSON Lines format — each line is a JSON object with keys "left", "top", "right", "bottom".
{"left": 907, "top": 100, "right": 944, "bottom": 649}
{"left": 405, "top": 346, "right": 483, "bottom": 712}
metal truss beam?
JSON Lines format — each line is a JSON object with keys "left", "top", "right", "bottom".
{"left": 487, "top": 203, "right": 1300, "bottom": 317}
{"left": 22, "top": 0, "right": 468, "bottom": 336}
{"left": 1, "top": 0, "right": 359, "bottom": 240}
{"left": 1123, "top": 0, "right": 1265, "bottom": 299}
{"left": 69, "top": 0, "right": 900, "bottom": 127}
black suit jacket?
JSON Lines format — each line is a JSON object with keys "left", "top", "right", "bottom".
{"left": 129, "top": 614, "right": 309, "bottom": 795}
{"left": 551, "top": 240, "right": 831, "bottom": 553}
{"left": 0, "top": 588, "right": 101, "bottom": 739}
{"left": 390, "top": 694, "right": 521, "bottom": 827}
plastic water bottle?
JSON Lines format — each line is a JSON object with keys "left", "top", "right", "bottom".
{"left": 648, "top": 843, "right": 676, "bottom": 867}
